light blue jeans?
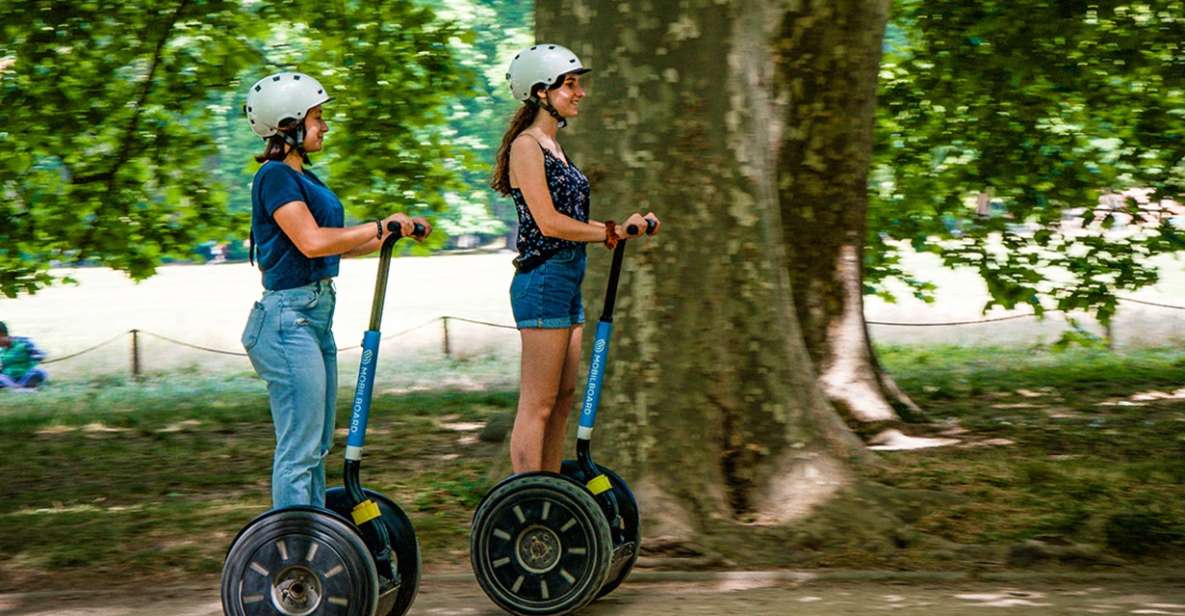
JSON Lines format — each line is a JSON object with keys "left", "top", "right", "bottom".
{"left": 241, "top": 279, "right": 337, "bottom": 509}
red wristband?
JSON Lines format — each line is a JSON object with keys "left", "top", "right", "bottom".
{"left": 603, "top": 220, "right": 618, "bottom": 249}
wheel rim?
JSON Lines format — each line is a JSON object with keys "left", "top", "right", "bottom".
{"left": 233, "top": 533, "right": 366, "bottom": 614}
{"left": 481, "top": 493, "right": 601, "bottom": 607}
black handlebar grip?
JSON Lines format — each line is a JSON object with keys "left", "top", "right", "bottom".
{"left": 385, "top": 221, "right": 428, "bottom": 238}
{"left": 625, "top": 218, "right": 659, "bottom": 237}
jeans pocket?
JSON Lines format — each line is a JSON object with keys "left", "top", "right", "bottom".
{"left": 241, "top": 302, "right": 266, "bottom": 351}
{"left": 283, "top": 289, "right": 319, "bottom": 309}
{"left": 510, "top": 270, "right": 534, "bottom": 301}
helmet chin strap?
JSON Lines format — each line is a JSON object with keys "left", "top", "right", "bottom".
{"left": 530, "top": 95, "right": 567, "bottom": 129}
{"left": 280, "top": 123, "right": 312, "bottom": 164}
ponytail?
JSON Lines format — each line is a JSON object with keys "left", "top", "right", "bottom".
{"left": 490, "top": 103, "right": 541, "bottom": 195}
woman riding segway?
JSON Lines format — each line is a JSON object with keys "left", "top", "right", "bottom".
{"left": 471, "top": 44, "right": 662, "bottom": 615}
{"left": 222, "top": 70, "right": 428, "bottom": 616}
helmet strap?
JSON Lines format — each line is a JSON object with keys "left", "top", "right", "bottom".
{"left": 529, "top": 95, "right": 567, "bottom": 129}
{"left": 280, "top": 123, "right": 311, "bottom": 165}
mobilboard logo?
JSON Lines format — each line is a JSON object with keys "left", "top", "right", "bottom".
{"left": 594, "top": 339, "right": 606, "bottom": 353}
{"left": 362, "top": 349, "right": 374, "bottom": 364}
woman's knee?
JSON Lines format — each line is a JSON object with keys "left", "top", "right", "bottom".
{"left": 519, "top": 393, "right": 559, "bottom": 423}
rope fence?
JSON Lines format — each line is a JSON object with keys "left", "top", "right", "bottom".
{"left": 32, "top": 295, "right": 1185, "bottom": 378}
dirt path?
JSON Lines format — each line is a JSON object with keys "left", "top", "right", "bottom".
{"left": 5, "top": 577, "right": 1185, "bottom": 616}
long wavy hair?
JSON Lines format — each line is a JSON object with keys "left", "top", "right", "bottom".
{"left": 490, "top": 102, "right": 541, "bottom": 195}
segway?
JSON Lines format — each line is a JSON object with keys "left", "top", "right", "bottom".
{"left": 470, "top": 219, "right": 656, "bottom": 616}
{"left": 221, "top": 222, "right": 426, "bottom": 616}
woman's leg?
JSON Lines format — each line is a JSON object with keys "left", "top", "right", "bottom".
{"left": 247, "top": 293, "right": 331, "bottom": 509}
{"left": 541, "top": 325, "right": 583, "bottom": 472}
{"left": 511, "top": 327, "right": 573, "bottom": 473}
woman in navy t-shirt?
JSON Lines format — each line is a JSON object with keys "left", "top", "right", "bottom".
{"left": 492, "top": 45, "right": 661, "bottom": 474}
{"left": 241, "top": 72, "right": 431, "bottom": 509}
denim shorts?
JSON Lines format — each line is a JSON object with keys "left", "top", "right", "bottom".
{"left": 510, "top": 247, "right": 587, "bottom": 329}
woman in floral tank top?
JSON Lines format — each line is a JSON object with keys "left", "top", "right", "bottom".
{"left": 491, "top": 44, "right": 662, "bottom": 474}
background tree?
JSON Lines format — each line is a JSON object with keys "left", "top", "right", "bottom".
{"left": 866, "top": 0, "right": 1185, "bottom": 385}
{"left": 426, "top": 0, "right": 533, "bottom": 248}
{"left": 0, "top": 0, "right": 471, "bottom": 298}
{"left": 775, "top": 0, "right": 1185, "bottom": 428}
{"left": 537, "top": 0, "right": 913, "bottom": 560}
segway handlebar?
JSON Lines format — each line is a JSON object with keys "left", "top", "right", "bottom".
{"left": 625, "top": 218, "right": 658, "bottom": 237}
{"left": 385, "top": 221, "right": 428, "bottom": 240}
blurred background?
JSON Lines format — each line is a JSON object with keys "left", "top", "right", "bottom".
{"left": 1, "top": 1, "right": 1184, "bottom": 614}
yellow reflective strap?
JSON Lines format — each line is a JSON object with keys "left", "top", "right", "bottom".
{"left": 351, "top": 499, "right": 382, "bottom": 525}
{"left": 586, "top": 474, "right": 612, "bottom": 495}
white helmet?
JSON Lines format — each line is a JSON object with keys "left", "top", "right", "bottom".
{"left": 244, "top": 72, "right": 331, "bottom": 139}
{"left": 506, "top": 44, "right": 590, "bottom": 102}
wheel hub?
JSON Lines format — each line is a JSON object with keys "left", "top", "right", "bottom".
{"left": 271, "top": 565, "right": 323, "bottom": 616}
{"left": 516, "top": 525, "right": 562, "bottom": 573}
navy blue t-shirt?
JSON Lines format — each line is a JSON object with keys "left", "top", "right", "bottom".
{"left": 250, "top": 161, "right": 345, "bottom": 290}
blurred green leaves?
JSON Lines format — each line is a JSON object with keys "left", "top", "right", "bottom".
{"left": 871, "top": 0, "right": 1185, "bottom": 321}
{"left": 0, "top": 0, "right": 474, "bottom": 297}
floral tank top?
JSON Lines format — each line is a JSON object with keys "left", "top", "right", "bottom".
{"left": 510, "top": 143, "right": 590, "bottom": 271}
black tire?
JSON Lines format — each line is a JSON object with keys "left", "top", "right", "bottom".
{"left": 324, "top": 488, "right": 420, "bottom": 616}
{"left": 560, "top": 461, "right": 641, "bottom": 599}
{"left": 470, "top": 473, "right": 613, "bottom": 616}
{"left": 221, "top": 507, "right": 378, "bottom": 616}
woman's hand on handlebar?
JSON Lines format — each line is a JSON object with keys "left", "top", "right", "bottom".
{"left": 382, "top": 213, "right": 415, "bottom": 238}
{"left": 642, "top": 212, "right": 661, "bottom": 236}
{"left": 618, "top": 212, "right": 661, "bottom": 238}
{"left": 410, "top": 216, "right": 432, "bottom": 241}
{"left": 618, "top": 213, "right": 648, "bottom": 239}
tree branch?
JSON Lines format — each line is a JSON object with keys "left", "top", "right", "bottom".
{"left": 72, "top": 0, "right": 191, "bottom": 188}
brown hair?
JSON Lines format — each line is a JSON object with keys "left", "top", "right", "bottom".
{"left": 254, "top": 118, "right": 303, "bottom": 164}
{"left": 490, "top": 103, "right": 540, "bottom": 195}
{"left": 254, "top": 134, "right": 289, "bottom": 163}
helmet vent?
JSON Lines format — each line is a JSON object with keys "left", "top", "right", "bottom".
{"left": 317, "top": 89, "right": 323, "bottom": 94}
{"left": 530, "top": 46, "right": 537, "bottom": 50}
{"left": 293, "top": 75, "right": 301, "bottom": 80}
{"left": 272, "top": 76, "right": 281, "bottom": 81}
{"left": 255, "top": 85, "right": 261, "bottom": 92}
{"left": 247, "top": 106, "right": 252, "bottom": 112}
{"left": 548, "top": 45, "right": 555, "bottom": 49}
{"left": 569, "top": 59, "right": 576, "bottom": 63}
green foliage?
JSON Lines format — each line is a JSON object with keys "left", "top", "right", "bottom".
{"left": 0, "top": 0, "right": 474, "bottom": 297}
{"left": 872, "top": 1, "right": 1185, "bottom": 320}
{"left": 424, "top": 0, "right": 533, "bottom": 245}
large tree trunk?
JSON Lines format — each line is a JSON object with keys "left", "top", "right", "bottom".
{"left": 773, "top": 0, "right": 923, "bottom": 426}
{"left": 536, "top": 1, "right": 883, "bottom": 554}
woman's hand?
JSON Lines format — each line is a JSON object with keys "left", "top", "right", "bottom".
{"left": 410, "top": 216, "right": 432, "bottom": 241}
{"left": 642, "top": 212, "right": 661, "bottom": 236}
{"left": 618, "top": 213, "right": 648, "bottom": 239}
{"left": 382, "top": 212, "right": 415, "bottom": 238}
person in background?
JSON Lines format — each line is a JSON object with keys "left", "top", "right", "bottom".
{"left": 0, "top": 322, "right": 48, "bottom": 390}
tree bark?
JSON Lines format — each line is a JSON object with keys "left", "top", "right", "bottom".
{"left": 773, "top": 0, "right": 923, "bottom": 425}
{"left": 536, "top": 0, "right": 877, "bottom": 549}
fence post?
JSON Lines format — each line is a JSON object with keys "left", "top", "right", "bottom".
{"left": 130, "top": 329, "right": 142, "bottom": 380}
{"left": 442, "top": 316, "right": 451, "bottom": 359}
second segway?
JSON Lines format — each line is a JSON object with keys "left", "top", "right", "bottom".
{"left": 221, "top": 222, "right": 426, "bottom": 616}
{"left": 470, "top": 219, "right": 656, "bottom": 615}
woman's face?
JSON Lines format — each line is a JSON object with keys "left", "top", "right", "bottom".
{"left": 302, "top": 105, "right": 329, "bottom": 152}
{"left": 544, "top": 73, "right": 586, "bottom": 118}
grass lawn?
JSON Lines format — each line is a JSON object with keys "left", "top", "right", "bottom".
{"left": 1, "top": 346, "right": 1183, "bottom": 591}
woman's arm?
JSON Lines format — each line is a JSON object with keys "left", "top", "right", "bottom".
{"left": 344, "top": 236, "right": 382, "bottom": 257}
{"left": 272, "top": 202, "right": 402, "bottom": 258}
{"left": 510, "top": 137, "right": 610, "bottom": 243}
